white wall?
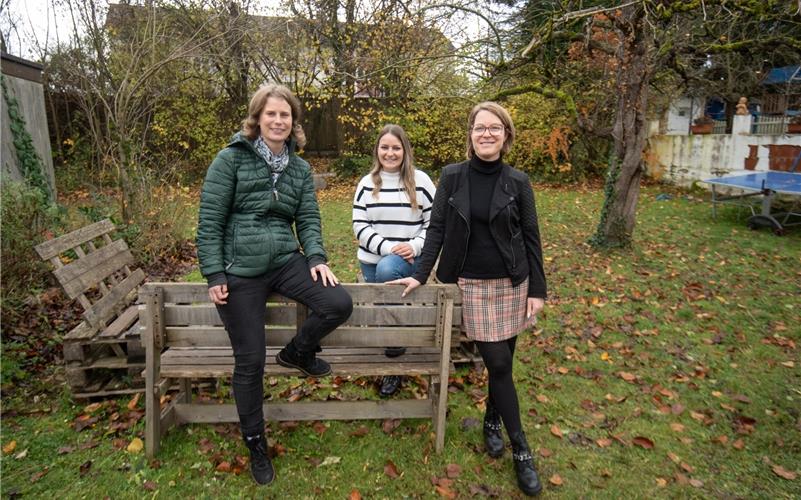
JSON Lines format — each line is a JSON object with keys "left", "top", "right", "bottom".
{"left": 664, "top": 97, "right": 705, "bottom": 135}
{"left": 645, "top": 116, "right": 801, "bottom": 187}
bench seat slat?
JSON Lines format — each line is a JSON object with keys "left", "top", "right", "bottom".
{"left": 165, "top": 327, "right": 439, "bottom": 347}
{"left": 160, "top": 361, "right": 444, "bottom": 378}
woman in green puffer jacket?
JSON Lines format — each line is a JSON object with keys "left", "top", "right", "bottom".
{"left": 197, "top": 84, "right": 353, "bottom": 487}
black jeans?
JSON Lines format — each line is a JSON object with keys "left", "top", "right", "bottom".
{"left": 215, "top": 252, "right": 353, "bottom": 436}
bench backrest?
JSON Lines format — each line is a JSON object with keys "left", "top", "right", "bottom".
{"left": 139, "top": 282, "right": 461, "bottom": 350}
{"left": 34, "top": 218, "right": 146, "bottom": 330}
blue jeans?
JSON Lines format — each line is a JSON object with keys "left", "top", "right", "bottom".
{"left": 360, "top": 254, "right": 418, "bottom": 283}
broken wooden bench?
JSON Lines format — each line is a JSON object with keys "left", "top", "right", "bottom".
{"left": 139, "top": 282, "right": 461, "bottom": 457}
{"left": 34, "top": 219, "right": 146, "bottom": 398}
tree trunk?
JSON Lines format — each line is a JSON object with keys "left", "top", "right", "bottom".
{"left": 591, "top": 6, "right": 651, "bottom": 248}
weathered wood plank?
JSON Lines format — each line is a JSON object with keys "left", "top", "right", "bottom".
{"left": 84, "top": 269, "right": 146, "bottom": 328}
{"left": 64, "top": 320, "right": 97, "bottom": 341}
{"left": 163, "top": 346, "right": 442, "bottom": 357}
{"left": 34, "top": 219, "right": 116, "bottom": 260}
{"left": 162, "top": 303, "right": 461, "bottom": 328}
{"left": 161, "top": 361, "right": 443, "bottom": 378}
{"left": 53, "top": 239, "right": 135, "bottom": 299}
{"left": 174, "top": 400, "right": 433, "bottom": 424}
{"left": 68, "top": 357, "right": 145, "bottom": 370}
{"left": 98, "top": 305, "right": 140, "bottom": 339}
{"left": 165, "top": 327, "right": 437, "bottom": 347}
{"left": 162, "top": 352, "right": 443, "bottom": 365}
{"left": 141, "top": 282, "right": 461, "bottom": 305}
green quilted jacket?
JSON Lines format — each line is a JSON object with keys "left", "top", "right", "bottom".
{"left": 197, "top": 133, "right": 326, "bottom": 286}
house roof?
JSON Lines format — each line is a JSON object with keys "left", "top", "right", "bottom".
{"left": 762, "top": 65, "right": 801, "bottom": 85}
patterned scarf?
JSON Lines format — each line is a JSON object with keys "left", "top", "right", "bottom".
{"left": 254, "top": 136, "right": 289, "bottom": 186}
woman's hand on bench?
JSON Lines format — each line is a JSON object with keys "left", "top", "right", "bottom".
{"left": 209, "top": 284, "right": 229, "bottom": 305}
{"left": 386, "top": 277, "right": 421, "bottom": 297}
{"left": 310, "top": 263, "right": 340, "bottom": 287}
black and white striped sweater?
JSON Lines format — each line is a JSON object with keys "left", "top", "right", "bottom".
{"left": 352, "top": 169, "right": 436, "bottom": 264}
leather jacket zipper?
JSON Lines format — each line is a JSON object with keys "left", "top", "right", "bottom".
{"left": 449, "top": 197, "right": 470, "bottom": 273}
{"left": 508, "top": 205, "right": 516, "bottom": 269}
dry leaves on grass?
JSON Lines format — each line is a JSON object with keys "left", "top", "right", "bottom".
{"left": 772, "top": 465, "right": 798, "bottom": 481}
{"left": 632, "top": 436, "right": 654, "bottom": 449}
{"left": 384, "top": 460, "right": 401, "bottom": 479}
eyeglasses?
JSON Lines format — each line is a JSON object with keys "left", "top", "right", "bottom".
{"left": 471, "top": 125, "right": 505, "bottom": 136}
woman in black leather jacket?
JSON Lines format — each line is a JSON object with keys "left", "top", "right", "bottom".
{"left": 390, "top": 101, "right": 547, "bottom": 496}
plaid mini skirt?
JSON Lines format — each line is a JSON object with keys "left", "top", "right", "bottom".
{"left": 458, "top": 277, "right": 535, "bottom": 342}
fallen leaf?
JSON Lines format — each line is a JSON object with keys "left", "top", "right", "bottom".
{"left": 772, "top": 465, "right": 797, "bottom": 480}
{"left": 312, "top": 421, "right": 328, "bottom": 436}
{"left": 384, "top": 460, "right": 400, "bottom": 479}
{"left": 3, "top": 440, "right": 17, "bottom": 454}
{"left": 445, "top": 463, "right": 461, "bottom": 478}
{"left": 632, "top": 436, "right": 654, "bottom": 449}
{"left": 143, "top": 480, "right": 157, "bottom": 491}
{"left": 655, "top": 477, "right": 668, "bottom": 487}
{"left": 557, "top": 366, "right": 569, "bottom": 374}
{"left": 382, "top": 419, "right": 401, "bottom": 434}
{"left": 320, "top": 456, "right": 341, "bottom": 466}
{"left": 435, "top": 484, "right": 457, "bottom": 499}
{"left": 57, "top": 446, "right": 76, "bottom": 455}
{"left": 84, "top": 402, "right": 103, "bottom": 413}
{"left": 715, "top": 435, "right": 729, "bottom": 445}
{"left": 127, "top": 438, "right": 144, "bottom": 454}
{"left": 349, "top": 490, "right": 362, "bottom": 500}
{"left": 732, "top": 439, "right": 745, "bottom": 450}
{"left": 618, "top": 372, "right": 636, "bottom": 382}
{"left": 781, "top": 361, "right": 795, "bottom": 368}
{"left": 550, "top": 425, "right": 563, "bottom": 438}
{"left": 30, "top": 467, "right": 49, "bottom": 483}
{"left": 14, "top": 449, "right": 28, "bottom": 460}
{"left": 79, "top": 460, "right": 92, "bottom": 477}
{"left": 539, "top": 448, "right": 553, "bottom": 458}
{"left": 670, "top": 423, "right": 685, "bottom": 432}
{"left": 680, "top": 462, "right": 695, "bottom": 473}
{"left": 667, "top": 452, "right": 680, "bottom": 463}
{"left": 350, "top": 426, "right": 369, "bottom": 437}
{"left": 671, "top": 403, "right": 685, "bottom": 415}
{"left": 127, "top": 393, "right": 141, "bottom": 410}
{"left": 216, "top": 461, "right": 231, "bottom": 472}
{"left": 536, "top": 394, "right": 549, "bottom": 403}
{"left": 689, "top": 478, "right": 704, "bottom": 488}
{"left": 549, "top": 474, "right": 563, "bottom": 486}
{"left": 596, "top": 438, "right": 613, "bottom": 448}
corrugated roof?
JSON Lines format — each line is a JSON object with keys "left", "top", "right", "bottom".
{"left": 762, "top": 65, "right": 801, "bottom": 85}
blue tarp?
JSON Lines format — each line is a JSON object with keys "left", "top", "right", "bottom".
{"left": 762, "top": 65, "right": 801, "bottom": 85}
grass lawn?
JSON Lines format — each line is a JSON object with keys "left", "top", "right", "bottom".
{"left": 2, "top": 181, "right": 799, "bottom": 498}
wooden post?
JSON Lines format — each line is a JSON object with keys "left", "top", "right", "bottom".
{"left": 143, "top": 287, "right": 164, "bottom": 458}
{"left": 433, "top": 288, "right": 454, "bottom": 453}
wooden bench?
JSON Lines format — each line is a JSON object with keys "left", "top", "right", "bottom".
{"left": 140, "top": 282, "right": 461, "bottom": 458}
{"left": 34, "top": 219, "right": 146, "bottom": 398}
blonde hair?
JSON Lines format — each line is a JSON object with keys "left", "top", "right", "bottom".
{"left": 465, "top": 101, "right": 515, "bottom": 159}
{"left": 370, "top": 124, "right": 418, "bottom": 211}
{"left": 241, "top": 84, "right": 307, "bottom": 148}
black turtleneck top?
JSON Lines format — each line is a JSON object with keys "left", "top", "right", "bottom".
{"left": 461, "top": 156, "right": 508, "bottom": 279}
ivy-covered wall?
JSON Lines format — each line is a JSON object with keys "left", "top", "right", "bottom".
{"left": 1, "top": 59, "right": 56, "bottom": 200}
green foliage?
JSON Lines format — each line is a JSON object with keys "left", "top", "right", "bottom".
{"left": 1, "top": 75, "right": 53, "bottom": 202}
{"left": 0, "top": 181, "right": 63, "bottom": 302}
{"left": 332, "top": 155, "right": 372, "bottom": 179}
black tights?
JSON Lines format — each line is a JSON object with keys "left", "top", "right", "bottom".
{"left": 476, "top": 336, "right": 521, "bottom": 435}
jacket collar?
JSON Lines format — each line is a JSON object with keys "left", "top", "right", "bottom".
{"left": 451, "top": 159, "right": 516, "bottom": 222}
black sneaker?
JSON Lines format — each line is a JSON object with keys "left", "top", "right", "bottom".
{"left": 243, "top": 434, "right": 274, "bottom": 485}
{"left": 276, "top": 342, "right": 332, "bottom": 377}
{"left": 379, "top": 375, "right": 402, "bottom": 397}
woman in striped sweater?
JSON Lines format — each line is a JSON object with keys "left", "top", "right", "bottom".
{"left": 352, "top": 124, "right": 436, "bottom": 396}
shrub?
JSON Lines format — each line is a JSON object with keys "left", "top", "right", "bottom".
{"left": 0, "top": 181, "right": 62, "bottom": 302}
{"left": 332, "top": 155, "right": 373, "bottom": 179}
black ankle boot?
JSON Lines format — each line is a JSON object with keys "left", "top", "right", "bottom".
{"left": 509, "top": 430, "right": 542, "bottom": 496}
{"left": 276, "top": 341, "right": 331, "bottom": 377}
{"left": 483, "top": 403, "right": 504, "bottom": 458}
{"left": 244, "top": 434, "right": 274, "bottom": 485}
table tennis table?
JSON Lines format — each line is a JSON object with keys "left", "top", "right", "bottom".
{"left": 702, "top": 171, "right": 801, "bottom": 235}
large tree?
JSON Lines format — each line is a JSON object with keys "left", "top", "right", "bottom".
{"left": 498, "top": 0, "right": 801, "bottom": 247}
